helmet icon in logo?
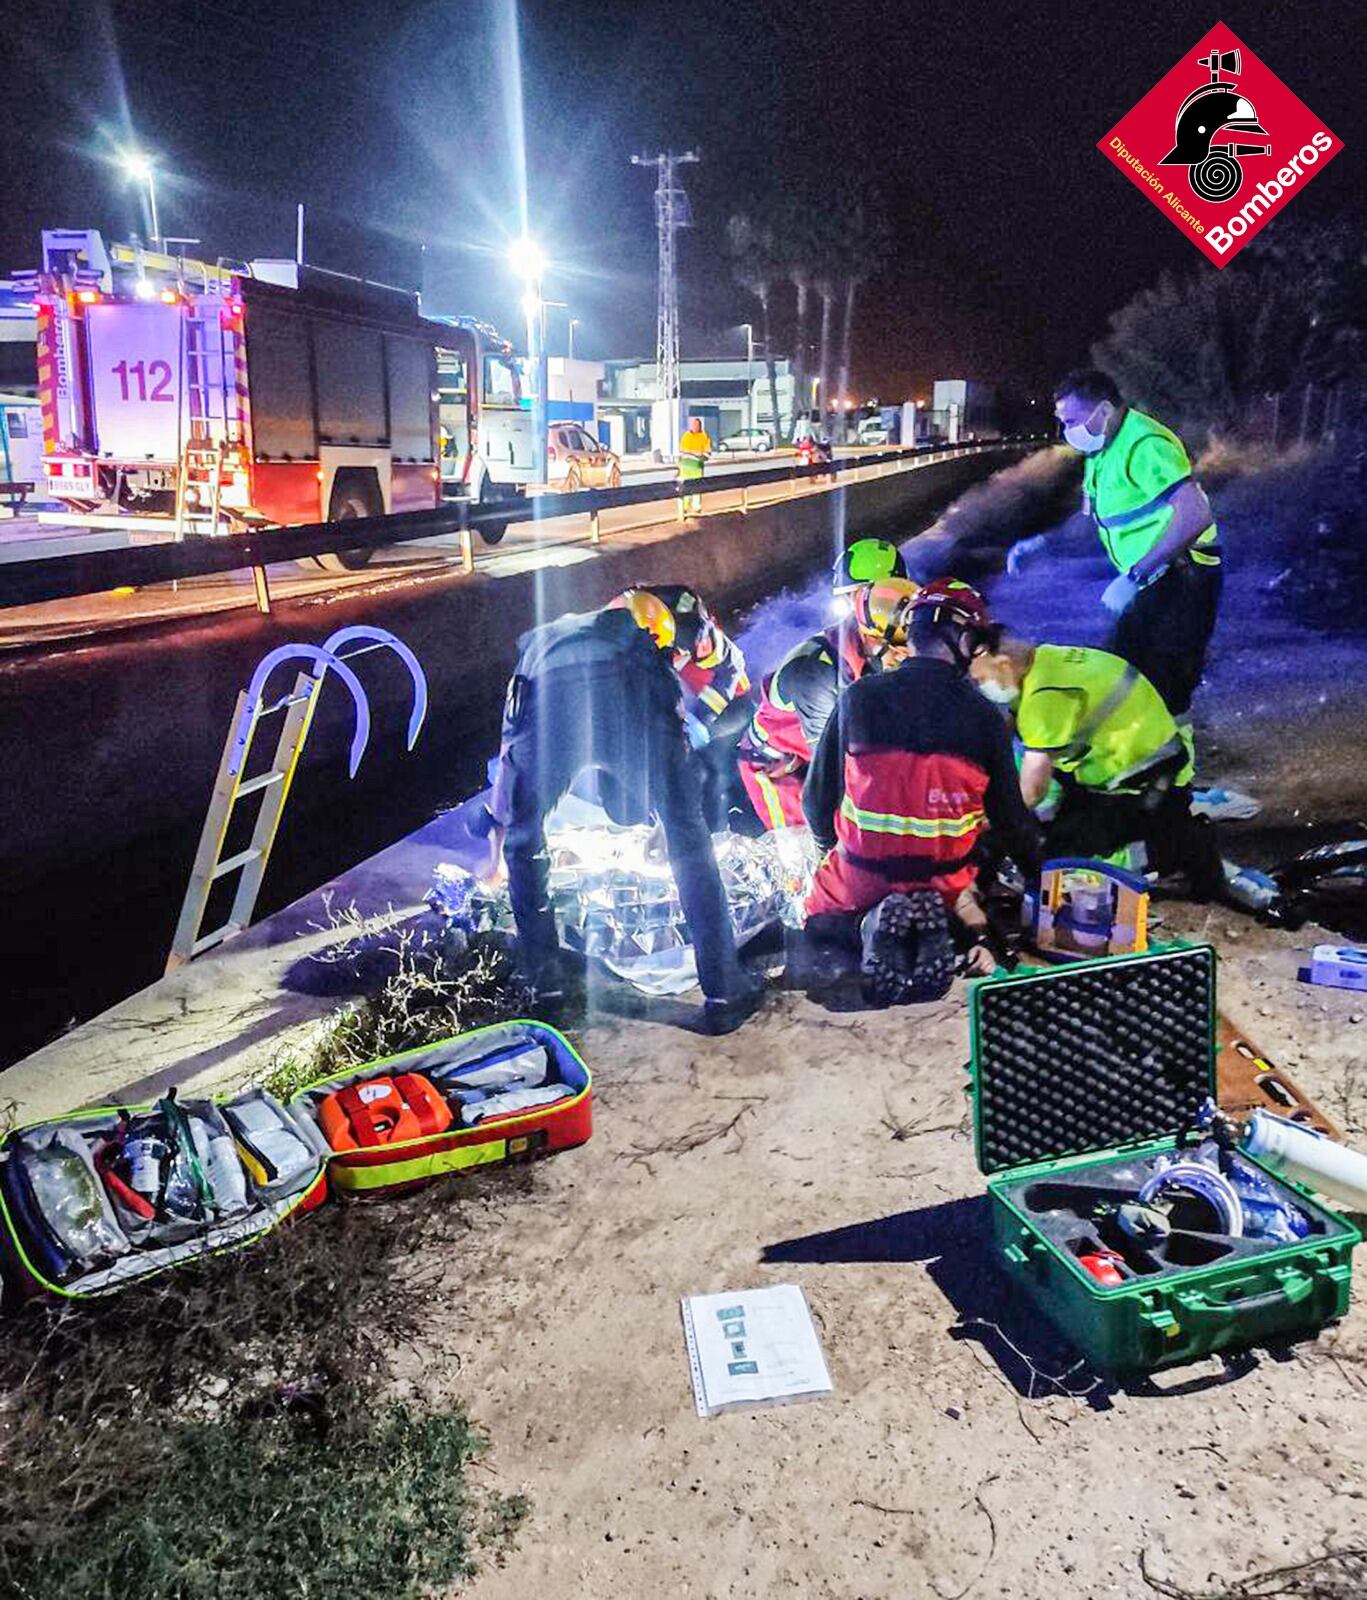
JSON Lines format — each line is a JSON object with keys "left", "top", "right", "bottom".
{"left": 1159, "top": 48, "right": 1271, "bottom": 203}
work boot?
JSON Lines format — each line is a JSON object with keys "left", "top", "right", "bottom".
{"left": 859, "top": 892, "right": 955, "bottom": 1007}
{"left": 702, "top": 970, "right": 767, "bottom": 1036}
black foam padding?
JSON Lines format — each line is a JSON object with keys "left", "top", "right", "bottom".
{"left": 993, "top": 1148, "right": 1343, "bottom": 1283}
{"left": 974, "top": 947, "right": 1216, "bottom": 1174}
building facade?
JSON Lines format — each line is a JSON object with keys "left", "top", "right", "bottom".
{"left": 599, "top": 357, "right": 798, "bottom": 455}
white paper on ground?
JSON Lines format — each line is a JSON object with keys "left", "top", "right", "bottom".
{"left": 680, "top": 1284, "right": 833, "bottom": 1418}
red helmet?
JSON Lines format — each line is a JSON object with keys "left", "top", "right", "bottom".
{"left": 911, "top": 577, "right": 993, "bottom": 629}
{"left": 910, "top": 578, "right": 1000, "bottom": 657}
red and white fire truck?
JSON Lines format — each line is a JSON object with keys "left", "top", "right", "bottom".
{"left": 32, "top": 229, "right": 532, "bottom": 560}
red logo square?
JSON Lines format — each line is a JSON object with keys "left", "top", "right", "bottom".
{"left": 1098, "top": 22, "right": 1342, "bottom": 267}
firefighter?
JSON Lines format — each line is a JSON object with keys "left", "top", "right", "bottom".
{"left": 610, "top": 586, "right": 750, "bottom": 733}
{"left": 803, "top": 579, "right": 1042, "bottom": 1004}
{"left": 678, "top": 416, "right": 712, "bottom": 514}
{"left": 1052, "top": 368, "right": 1222, "bottom": 722}
{"left": 478, "top": 602, "right": 765, "bottom": 1035}
{"left": 610, "top": 585, "right": 753, "bottom": 830}
{"left": 970, "top": 634, "right": 1226, "bottom": 900}
{"left": 735, "top": 578, "right": 920, "bottom": 832}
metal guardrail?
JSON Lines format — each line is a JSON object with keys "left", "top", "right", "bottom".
{"left": 0, "top": 437, "right": 1048, "bottom": 612}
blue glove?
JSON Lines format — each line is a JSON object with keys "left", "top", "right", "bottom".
{"left": 684, "top": 712, "right": 711, "bottom": 750}
{"left": 1101, "top": 572, "right": 1140, "bottom": 615}
{"left": 1006, "top": 534, "right": 1047, "bottom": 576}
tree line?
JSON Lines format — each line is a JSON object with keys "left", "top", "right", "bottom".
{"left": 726, "top": 194, "right": 890, "bottom": 441}
{"left": 1092, "top": 220, "right": 1367, "bottom": 450}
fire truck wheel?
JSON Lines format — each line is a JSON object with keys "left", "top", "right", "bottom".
{"left": 315, "top": 479, "right": 379, "bottom": 571}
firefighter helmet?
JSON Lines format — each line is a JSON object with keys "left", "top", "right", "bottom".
{"left": 911, "top": 577, "right": 991, "bottom": 628}
{"left": 612, "top": 585, "right": 718, "bottom": 659}
{"left": 911, "top": 577, "right": 1001, "bottom": 657}
{"left": 613, "top": 588, "right": 678, "bottom": 651}
{"left": 832, "top": 538, "right": 909, "bottom": 595}
{"left": 852, "top": 578, "right": 922, "bottom": 648}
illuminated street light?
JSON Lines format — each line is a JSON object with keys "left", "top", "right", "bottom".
{"left": 120, "top": 149, "right": 161, "bottom": 250}
{"left": 508, "top": 235, "right": 545, "bottom": 285}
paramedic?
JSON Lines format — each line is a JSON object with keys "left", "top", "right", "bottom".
{"left": 971, "top": 634, "right": 1226, "bottom": 899}
{"left": 1053, "top": 368, "right": 1221, "bottom": 719}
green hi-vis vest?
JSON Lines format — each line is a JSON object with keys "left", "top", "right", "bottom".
{"left": 1083, "top": 408, "right": 1219, "bottom": 574}
{"left": 1016, "top": 644, "right": 1192, "bottom": 792}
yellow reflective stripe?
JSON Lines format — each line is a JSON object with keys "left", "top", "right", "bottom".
{"left": 699, "top": 686, "right": 728, "bottom": 714}
{"left": 755, "top": 769, "right": 788, "bottom": 830}
{"left": 332, "top": 1139, "right": 509, "bottom": 1191}
{"left": 839, "top": 796, "right": 984, "bottom": 838}
{"left": 1189, "top": 546, "right": 1221, "bottom": 566}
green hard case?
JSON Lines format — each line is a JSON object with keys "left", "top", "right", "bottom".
{"left": 969, "top": 946, "right": 1358, "bottom": 1375}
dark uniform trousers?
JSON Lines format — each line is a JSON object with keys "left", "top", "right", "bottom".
{"left": 501, "top": 662, "right": 742, "bottom": 1000}
{"left": 1109, "top": 558, "right": 1222, "bottom": 718}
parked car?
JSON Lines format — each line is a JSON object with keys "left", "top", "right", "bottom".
{"left": 856, "top": 416, "right": 890, "bottom": 447}
{"left": 716, "top": 426, "right": 774, "bottom": 453}
{"left": 548, "top": 423, "right": 621, "bottom": 490}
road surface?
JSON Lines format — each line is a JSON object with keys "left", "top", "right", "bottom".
{"left": 0, "top": 448, "right": 923, "bottom": 648}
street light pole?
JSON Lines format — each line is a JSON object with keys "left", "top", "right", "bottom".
{"left": 121, "top": 152, "right": 161, "bottom": 250}
{"left": 145, "top": 166, "right": 161, "bottom": 252}
{"left": 528, "top": 286, "right": 548, "bottom": 485}
{"left": 569, "top": 319, "right": 579, "bottom": 362}
{"left": 742, "top": 322, "right": 754, "bottom": 438}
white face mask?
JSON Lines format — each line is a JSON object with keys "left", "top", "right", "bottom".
{"left": 976, "top": 677, "right": 1019, "bottom": 709}
{"left": 1062, "top": 403, "right": 1110, "bottom": 455}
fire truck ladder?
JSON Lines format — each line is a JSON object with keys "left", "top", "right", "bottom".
{"left": 166, "top": 628, "right": 428, "bottom": 972}
{"left": 174, "top": 304, "right": 238, "bottom": 538}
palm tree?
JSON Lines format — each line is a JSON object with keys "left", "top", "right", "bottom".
{"left": 812, "top": 218, "right": 842, "bottom": 438}
{"left": 834, "top": 198, "right": 890, "bottom": 443}
{"left": 727, "top": 212, "right": 783, "bottom": 444}
{"left": 780, "top": 204, "right": 818, "bottom": 436}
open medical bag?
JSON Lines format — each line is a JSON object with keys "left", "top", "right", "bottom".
{"left": 289, "top": 1020, "right": 591, "bottom": 1196}
{"left": 969, "top": 946, "right": 1359, "bottom": 1374}
{"left": 0, "top": 1022, "right": 591, "bottom": 1301}
{"left": 0, "top": 1088, "right": 329, "bottom": 1302}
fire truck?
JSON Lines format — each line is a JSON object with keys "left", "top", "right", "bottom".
{"left": 32, "top": 229, "right": 530, "bottom": 562}
{"left": 434, "top": 316, "right": 537, "bottom": 515}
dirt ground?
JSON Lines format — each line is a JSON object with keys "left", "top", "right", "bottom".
{"left": 401, "top": 450, "right": 1367, "bottom": 1598}
{"left": 393, "top": 901, "right": 1364, "bottom": 1600}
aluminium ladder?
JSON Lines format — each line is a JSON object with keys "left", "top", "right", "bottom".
{"left": 166, "top": 629, "right": 427, "bottom": 972}
{"left": 174, "top": 301, "right": 238, "bottom": 538}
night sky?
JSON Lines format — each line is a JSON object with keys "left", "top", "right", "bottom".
{"left": 4, "top": 0, "right": 1361, "bottom": 398}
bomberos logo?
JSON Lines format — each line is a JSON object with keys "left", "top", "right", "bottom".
{"left": 1098, "top": 23, "right": 1342, "bottom": 267}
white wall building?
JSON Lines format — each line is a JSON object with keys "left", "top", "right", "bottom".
{"left": 600, "top": 357, "right": 797, "bottom": 454}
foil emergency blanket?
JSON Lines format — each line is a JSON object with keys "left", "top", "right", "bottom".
{"left": 429, "top": 819, "right": 815, "bottom": 996}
